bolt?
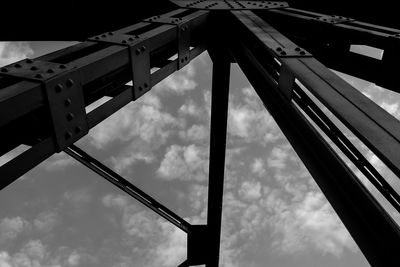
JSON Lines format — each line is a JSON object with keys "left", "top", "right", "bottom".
{"left": 35, "top": 73, "right": 43, "bottom": 78}
{"left": 101, "top": 34, "right": 106, "bottom": 38}
{"left": 141, "top": 46, "right": 146, "bottom": 52}
{"left": 138, "top": 86, "right": 143, "bottom": 91}
{"left": 64, "top": 98, "right": 72, "bottom": 106}
{"left": 122, "top": 40, "right": 127, "bottom": 44}
{"left": 1, "top": 68, "right": 8, "bottom": 73}
{"left": 55, "top": 84, "right": 63, "bottom": 93}
{"left": 66, "top": 113, "right": 75, "bottom": 121}
{"left": 75, "top": 126, "right": 82, "bottom": 134}
{"left": 128, "top": 37, "right": 134, "bottom": 41}
{"left": 59, "top": 64, "right": 67, "bottom": 69}
{"left": 276, "top": 47, "right": 282, "bottom": 51}
{"left": 95, "top": 36, "right": 100, "bottom": 40}
{"left": 14, "top": 63, "right": 22, "bottom": 68}
{"left": 30, "top": 66, "right": 39, "bottom": 71}
{"left": 26, "top": 59, "right": 33, "bottom": 64}
{"left": 144, "top": 83, "right": 148, "bottom": 88}
{"left": 65, "top": 131, "right": 72, "bottom": 140}
{"left": 66, "top": 79, "right": 74, "bottom": 87}
{"left": 108, "top": 32, "right": 114, "bottom": 35}
{"left": 300, "top": 51, "right": 306, "bottom": 55}
{"left": 280, "top": 51, "right": 287, "bottom": 56}
{"left": 47, "top": 68, "right": 54, "bottom": 73}
{"left": 295, "top": 47, "right": 301, "bottom": 51}
{"left": 135, "top": 49, "right": 141, "bottom": 55}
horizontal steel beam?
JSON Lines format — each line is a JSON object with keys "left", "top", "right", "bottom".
{"left": 0, "top": 8, "right": 209, "bottom": 189}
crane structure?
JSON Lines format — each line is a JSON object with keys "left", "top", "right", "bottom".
{"left": 1, "top": 0, "right": 400, "bottom": 266}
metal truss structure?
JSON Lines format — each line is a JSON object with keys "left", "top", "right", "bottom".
{"left": 1, "top": 0, "right": 400, "bottom": 266}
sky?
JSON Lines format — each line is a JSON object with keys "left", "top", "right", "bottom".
{"left": 1, "top": 41, "right": 399, "bottom": 267}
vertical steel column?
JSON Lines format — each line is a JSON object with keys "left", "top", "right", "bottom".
{"left": 206, "top": 57, "right": 231, "bottom": 267}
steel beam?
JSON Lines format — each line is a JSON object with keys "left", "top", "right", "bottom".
{"left": 0, "top": 8, "right": 209, "bottom": 189}
{"left": 64, "top": 144, "right": 192, "bottom": 233}
{"left": 205, "top": 52, "right": 231, "bottom": 266}
{"left": 227, "top": 10, "right": 400, "bottom": 265}
{"left": 256, "top": 7, "right": 400, "bottom": 92}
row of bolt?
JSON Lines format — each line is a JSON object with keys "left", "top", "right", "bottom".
{"left": 0, "top": 59, "right": 68, "bottom": 79}
{"left": 276, "top": 47, "right": 307, "bottom": 56}
{"left": 186, "top": 0, "right": 207, "bottom": 7}
{"left": 53, "top": 79, "right": 83, "bottom": 140}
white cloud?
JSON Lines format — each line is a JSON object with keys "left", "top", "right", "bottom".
{"left": 267, "top": 146, "right": 290, "bottom": 170}
{"left": 33, "top": 211, "right": 58, "bottom": 233}
{"left": 41, "top": 152, "right": 75, "bottom": 171}
{"left": 154, "top": 63, "right": 196, "bottom": 94}
{"left": 103, "top": 194, "right": 131, "bottom": 211}
{"left": 179, "top": 124, "right": 209, "bottom": 143}
{"left": 0, "top": 240, "right": 85, "bottom": 267}
{"left": 239, "top": 181, "right": 262, "bottom": 201}
{"left": 157, "top": 144, "right": 208, "bottom": 181}
{"left": 0, "top": 42, "right": 33, "bottom": 67}
{"left": 265, "top": 190, "right": 355, "bottom": 256}
{"left": 178, "top": 100, "right": 202, "bottom": 118}
{"left": 0, "top": 217, "right": 30, "bottom": 243}
{"left": 250, "top": 158, "right": 265, "bottom": 177}
{"left": 227, "top": 88, "right": 281, "bottom": 144}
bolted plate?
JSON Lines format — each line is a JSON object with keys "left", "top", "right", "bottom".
{"left": 171, "top": 0, "right": 288, "bottom": 10}
{"left": 313, "top": 15, "right": 354, "bottom": 24}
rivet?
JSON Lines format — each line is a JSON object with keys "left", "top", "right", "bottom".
{"left": 295, "top": 47, "right": 301, "bottom": 51}
{"left": 30, "top": 66, "right": 39, "bottom": 71}
{"left": 280, "top": 51, "right": 287, "bottom": 56}
{"left": 1, "top": 68, "right": 8, "bottom": 73}
{"left": 128, "top": 37, "right": 134, "bottom": 41}
{"left": 108, "top": 32, "right": 114, "bottom": 35}
{"left": 144, "top": 83, "right": 148, "bottom": 88}
{"left": 66, "top": 79, "right": 74, "bottom": 87}
{"left": 141, "top": 46, "right": 146, "bottom": 52}
{"left": 95, "top": 36, "right": 100, "bottom": 40}
{"left": 64, "top": 98, "right": 72, "bottom": 106}
{"left": 47, "top": 68, "right": 54, "bottom": 73}
{"left": 75, "top": 126, "right": 82, "bottom": 134}
{"left": 14, "top": 63, "right": 22, "bottom": 68}
{"left": 101, "top": 34, "right": 106, "bottom": 38}
{"left": 138, "top": 86, "right": 143, "bottom": 91}
{"left": 26, "top": 59, "right": 33, "bottom": 64}
{"left": 276, "top": 47, "right": 282, "bottom": 51}
{"left": 300, "top": 51, "right": 306, "bottom": 55}
{"left": 35, "top": 73, "right": 43, "bottom": 78}
{"left": 180, "top": 59, "right": 184, "bottom": 63}
{"left": 135, "top": 49, "right": 141, "bottom": 55}
{"left": 65, "top": 131, "right": 72, "bottom": 140}
{"left": 66, "top": 113, "right": 75, "bottom": 121}
{"left": 55, "top": 84, "right": 63, "bottom": 93}
{"left": 122, "top": 40, "right": 127, "bottom": 44}
{"left": 59, "top": 64, "right": 67, "bottom": 69}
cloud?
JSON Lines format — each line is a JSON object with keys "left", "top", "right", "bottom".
{"left": 33, "top": 211, "right": 58, "bottom": 233}
{"left": 178, "top": 100, "right": 202, "bottom": 118}
{"left": 0, "top": 217, "right": 30, "bottom": 243}
{"left": 267, "top": 146, "right": 290, "bottom": 170}
{"left": 250, "top": 158, "right": 265, "bottom": 177}
{"left": 179, "top": 124, "right": 209, "bottom": 143}
{"left": 41, "top": 152, "right": 75, "bottom": 171}
{"left": 157, "top": 144, "right": 209, "bottom": 181}
{"left": 227, "top": 87, "right": 281, "bottom": 144}
{"left": 102, "top": 194, "right": 131, "bottom": 211}
{"left": 266, "top": 191, "right": 355, "bottom": 256}
{"left": 105, "top": 197, "right": 187, "bottom": 267}
{"left": 0, "top": 240, "right": 85, "bottom": 267}
{"left": 239, "top": 181, "right": 262, "bottom": 201}
{"left": 154, "top": 63, "right": 196, "bottom": 94}
{"left": 0, "top": 42, "right": 33, "bottom": 67}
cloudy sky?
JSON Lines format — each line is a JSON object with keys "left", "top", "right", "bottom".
{"left": 1, "top": 41, "right": 399, "bottom": 267}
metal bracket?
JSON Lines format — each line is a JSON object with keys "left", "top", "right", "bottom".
{"left": 313, "top": 15, "right": 354, "bottom": 24}
{"left": 143, "top": 16, "right": 191, "bottom": 69}
{"left": 88, "top": 33, "right": 151, "bottom": 99}
{"left": 0, "top": 59, "right": 88, "bottom": 151}
{"left": 273, "top": 46, "right": 312, "bottom": 58}
{"left": 171, "top": 0, "right": 289, "bottom": 10}
{"left": 187, "top": 225, "right": 209, "bottom": 265}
